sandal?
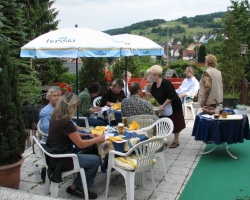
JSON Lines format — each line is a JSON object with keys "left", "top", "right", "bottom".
{"left": 169, "top": 141, "right": 179, "bottom": 148}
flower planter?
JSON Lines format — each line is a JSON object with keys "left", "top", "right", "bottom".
{"left": 223, "top": 98, "right": 239, "bottom": 109}
{"left": 0, "top": 156, "right": 24, "bottom": 189}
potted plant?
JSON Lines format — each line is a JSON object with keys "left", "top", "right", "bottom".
{"left": 219, "top": 12, "right": 248, "bottom": 109}
{"left": 0, "top": 42, "right": 28, "bottom": 189}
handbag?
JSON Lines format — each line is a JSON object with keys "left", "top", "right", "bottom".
{"left": 202, "top": 98, "right": 221, "bottom": 115}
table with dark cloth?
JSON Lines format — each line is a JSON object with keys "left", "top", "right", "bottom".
{"left": 192, "top": 113, "right": 250, "bottom": 145}
{"left": 192, "top": 112, "right": 250, "bottom": 159}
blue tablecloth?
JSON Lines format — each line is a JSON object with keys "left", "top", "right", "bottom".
{"left": 192, "top": 112, "right": 250, "bottom": 145}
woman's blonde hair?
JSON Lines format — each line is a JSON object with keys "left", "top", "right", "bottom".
{"left": 122, "top": 71, "right": 132, "bottom": 78}
{"left": 51, "top": 92, "right": 79, "bottom": 120}
{"left": 148, "top": 65, "right": 162, "bottom": 77}
{"left": 205, "top": 54, "right": 217, "bottom": 68}
{"left": 46, "top": 86, "right": 61, "bottom": 100}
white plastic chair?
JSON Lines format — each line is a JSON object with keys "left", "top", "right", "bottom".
{"left": 37, "top": 120, "right": 48, "bottom": 141}
{"left": 33, "top": 136, "right": 89, "bottom": 199}
{"left": 183, "top": 96, "right": 195, "bottom": 119}
{"left": 127, "top": 115, "right": 159, "bottom": 137}
{"left": 93, "top": 96, "right": 101, "bottom": 107}
{"left": 72, "top": 116, "right": 90, "bottom": 131}
{"left": 141, "top": 118, "right": 174, "bottom": 181}
{"left": 106, "top": 138, "right": 164, "bottom": 200}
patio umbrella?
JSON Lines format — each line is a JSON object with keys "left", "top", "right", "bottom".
{"left": 112, "top": 34, "right": 164, "bottom": 95}
{"left": 20, "top": 27, "right": 129, "bottom": 122}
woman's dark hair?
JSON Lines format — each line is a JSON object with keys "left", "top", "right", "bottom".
{"left": 129, "top": 82, "right": 141, "bottom": 95}
{"left": 111, "top": 78, "right": 124, "bottom": 88}
{"left": 88, "top": 82, "right": 101, "bottom": 94}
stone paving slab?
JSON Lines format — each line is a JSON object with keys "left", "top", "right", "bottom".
{"left": 1, "top": 105, "right": 249, "bottom": 200}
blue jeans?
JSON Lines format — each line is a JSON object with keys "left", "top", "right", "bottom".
{"left": 181, "top": 97, "right": 193, "bottom": 104}
{"left": 74, "top": 153, "right": 100, "bottom": 190}
{"left": 74, "top": 117, "right": 107, "bottom": 127}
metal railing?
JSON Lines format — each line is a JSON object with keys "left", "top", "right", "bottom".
{"left": 240, "top": 77, "right": 250, "bottom": 105}
{"left": 22, "top": 93, "right": 48, "bottom": 149}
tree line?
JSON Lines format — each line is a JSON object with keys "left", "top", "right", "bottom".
{"left": 105, "top": 11, "right": 227, "bottom": 36}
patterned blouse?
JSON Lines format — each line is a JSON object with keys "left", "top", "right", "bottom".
{"left": 200, "top": 72, "right": 212, "bottom": 103}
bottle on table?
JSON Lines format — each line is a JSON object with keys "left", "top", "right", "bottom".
{"left": 34, "top": 164, "right": 42, "bottom": 182}
{"left": 214, "top": 106, "right": 220, "bottom": 119}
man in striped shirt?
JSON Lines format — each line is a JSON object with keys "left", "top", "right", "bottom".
{"left": 121, "top": 82, "right": 155, "bottom": 117}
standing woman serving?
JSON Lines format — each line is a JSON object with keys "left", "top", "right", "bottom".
{"left": 147, "top": 65, "right": 185, "bottom": 148}
{"left": 46, "top": 92, "right": 105, "bottom": 199}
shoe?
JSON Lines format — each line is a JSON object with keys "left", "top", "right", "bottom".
{"left": 169, "top": 141, "right": 179, "bottom": 148}
{"left": 67, "top": 186, "right": 85, "bottom": 198}
{"left": 66, "top": 186, "right": 98, "bottom": 199}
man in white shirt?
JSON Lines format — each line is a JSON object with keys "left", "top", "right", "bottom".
{"left": 122, "top": 71, "right": 132, "bottom": 97}
{"left": 176, "top": 66, "right": 199, "bottom": 103}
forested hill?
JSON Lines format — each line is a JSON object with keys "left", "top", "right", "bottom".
{"left": 104, "top": 11, "right": 227, "bottom": 36}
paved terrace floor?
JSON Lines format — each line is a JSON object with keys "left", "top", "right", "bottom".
{"left": 1, "top": 104, "right": 249, "bottom": 200}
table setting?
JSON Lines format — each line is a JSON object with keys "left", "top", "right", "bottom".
{"left": 90, "top": 122, "right": 149, "bottom": 172}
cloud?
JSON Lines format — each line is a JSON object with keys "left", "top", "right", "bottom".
{"left": 53, "top": 0, "right": 229, "bottom": 31}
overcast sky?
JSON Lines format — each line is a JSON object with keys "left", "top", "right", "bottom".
{"left": 53, "top": 0, "right": 231, "bottom": 31}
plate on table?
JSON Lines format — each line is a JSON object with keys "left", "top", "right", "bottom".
{"left": 213, "top": 114, "right": 243, "bottom": 120}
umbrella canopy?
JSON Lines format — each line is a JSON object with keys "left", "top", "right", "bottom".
{"left": 20, "top": 28, "right": 124, "bottom": 58}
{"left": 20, "top": 27, "right": 129, "bottom": 123}
{"left": 112, "top": 33, "right": 164, "bottom": 57}
{"left": 112, "top": 33, "right": 164, "bottom": 96}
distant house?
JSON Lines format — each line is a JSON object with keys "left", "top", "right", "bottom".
{"left": 63, "top": 58, "right": 83, "bottom": 74}
{"left": 170, "top": 44, "right": 181, "bottom": 57}
{"left": 182, "top": 50, "right": 196, "bottom": 61}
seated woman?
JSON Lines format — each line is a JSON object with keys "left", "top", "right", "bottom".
{"left": 40, "top": 87, "right": 84, "bottom": 141}
{"left": 76, "top": 82, "right": 107, "bottom": 127}
{"left": 99, "top": 78, "right": 126, "bottom": 125}
{"left": 46, "top": 92, "right": 105, "bottom": 199}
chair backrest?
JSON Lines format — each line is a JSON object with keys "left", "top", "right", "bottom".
{"left": 141, "top": 118, "right": 173, "bottom": 138}
{"left": 93, "top": 96, "right": 102, "bottom": 107}
{"left": 72, "top": 116, "right": 90, "bottom": 131}
{"left": 37, "top": 120, "right": 49, "bottom": 138}
{"left": 129, "top": 138, "right": 164, "bottom": 173}
{"left": 33, "top": 136, "right": 48, "bottom": 168}
{"left": 33, "top": 136, "right": 79, "bottom": 171}
{"left": 127, "top": 115, "right": 159, "bottom": 137}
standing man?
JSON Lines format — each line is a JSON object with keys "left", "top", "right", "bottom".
{"left": 121, "top": 82, "right": 155, "bottom": 117}
{"left": 122, "top": 71, "right": 132, "bottom": 97}
{"left": 176, "top": 66, "right": 199, "bottom": 103}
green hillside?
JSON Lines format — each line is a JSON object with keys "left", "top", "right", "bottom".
{"left": 105, "top": 12, "right": 226, "bottom": 43}
{"left": 131, "top": 20, "right": 218, "bottom": 43}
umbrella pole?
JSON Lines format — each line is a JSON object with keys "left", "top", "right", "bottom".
{"left": 76, "top": 57, "right": 79, "bottom": 124}
{"left": 125, "top": 56, "right": 128, "bottom": 96}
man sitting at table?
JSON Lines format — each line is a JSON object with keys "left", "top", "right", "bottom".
{"left": 121, "top": 82, "right": 155, "bottom": 117}
{"left": 175, "top": 66, "right": 199, "bottom": 104}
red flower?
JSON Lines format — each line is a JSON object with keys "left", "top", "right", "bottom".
{"left": 104, "top": 70, "right": 113, "bottom": 83}
{"left": 54, "top": 82, "right": 72, "bottom": 95}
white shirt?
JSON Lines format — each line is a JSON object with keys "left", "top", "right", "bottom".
{"left": 122, "top": 80, "right": 130, "bottom": 97}
{"left": 175, "top": 77, "right": 199, "bottom": 98}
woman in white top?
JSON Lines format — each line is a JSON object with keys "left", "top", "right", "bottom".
{"left": 122, "top": 71, "right": 132, "bottom": 97}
